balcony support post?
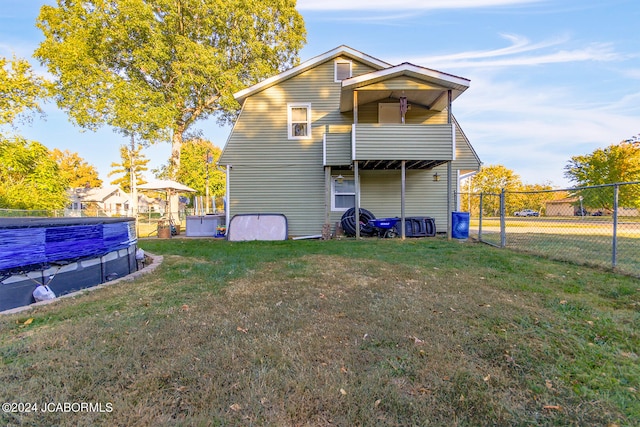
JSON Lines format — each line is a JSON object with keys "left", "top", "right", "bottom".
{"left": 354, "top": 160, "right": 360, "bottom": 239}
{"left": 401, "top": 160, "right": 406, "bottom": 240}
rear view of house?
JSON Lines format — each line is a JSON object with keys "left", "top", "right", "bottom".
{"left": 219, "top": 46, "right": 481, "bottom": 237}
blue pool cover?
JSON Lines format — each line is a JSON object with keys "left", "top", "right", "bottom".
{"left": 0, "top": 217, "right": 136, "bottom": 274}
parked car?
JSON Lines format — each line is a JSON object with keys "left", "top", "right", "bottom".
{"left": 514, "top": 209, "right": 539, "bottom": 217}
{"left": 574, "top": 208, "right": 589, "bottom": 216}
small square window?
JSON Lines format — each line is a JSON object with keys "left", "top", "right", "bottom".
{"left": 335, "top": 61, "right": 352, "bottom": 82}
{"left": 288, "top": 103, "right": 311, "bottom": 139}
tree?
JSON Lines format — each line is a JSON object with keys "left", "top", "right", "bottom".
{"left": 35, "top": 0, "right": 306, "bottom": 176}
{"left": 0, "top": 136, "right": 69, "bottom": 210}
{"left": 0, "top": 55, "right": 48, "bottom": 128}
{"left": 625, "top": 134, "right": 639, "bottom": 146}
{"left": 51, "top": 148, "right": 102, "bottom": 188}
{"left": 515, "top": 182, "right": 556, "bottom": 215}
{"left": 462, "top": 165, "right": 522, "bottom": 216}
{"left": 176, "top": 138, "right": 225, "bottom": 197}
{"left": 564, "top": 141, "right": 640, "bottom": 209}
{"left": 108, "top": 144, "right": 149, "bottom": 193}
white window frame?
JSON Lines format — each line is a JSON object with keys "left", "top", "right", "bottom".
{"left": 331, "top": 176, "right": 357, "bottom": 211}
{"left": 287, "top": 103, "right": 312, "bottom": 140}
{"left": 334, "top": 60, "right": 352, "bottom": 82}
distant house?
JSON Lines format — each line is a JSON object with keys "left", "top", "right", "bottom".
{"left": 218, "top": 46, "right": 481, "bottom": 237}
{"left": 68, "top": 186, "right": 130, "bottom": 216}
{"left": 67, "top": 186, "right": 164, "bottom": 216}
{"left": 545, "top": 197, "right": 579, "bottom": 216}
{"left": 545, "top": 197, "right": 639, "bottom": 217}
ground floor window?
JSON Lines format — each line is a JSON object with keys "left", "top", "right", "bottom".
{"left": 331, "top": 176, "right": 355, "bottom": 211}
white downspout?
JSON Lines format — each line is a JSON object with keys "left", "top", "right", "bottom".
{"left": 216, "top": 164, "right": 231, "bottom": 228}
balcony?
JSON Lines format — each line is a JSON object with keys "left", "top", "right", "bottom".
{"left": 323, "top": 123, "right": 455, "bottom": 170}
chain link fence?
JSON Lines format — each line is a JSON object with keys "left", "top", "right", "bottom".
{"left": 0, "top": 207, "right": 224, "bottom": 239}
{"left": 463, "top": 182, "right": 640, "bottom": 278}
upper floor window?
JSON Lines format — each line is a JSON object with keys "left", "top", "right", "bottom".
{"left": 288, "top": 103, "right": 312, "bottom": 139}
{"left": 335, "top": 60, "right": 352, "bottom": 82}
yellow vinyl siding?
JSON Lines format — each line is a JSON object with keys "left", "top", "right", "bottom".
{"left": 359, "top": 170, "right": 450, "bottom": 232}
{"left": 451, "top": 118, "right": 481, "bottom": 171}
{"left": 219, "top": 49, "right": 480, "bottom": 236}
{"left": 220, "top": 57, "right": 378, "bottom": 236}
{"left": 325, "top": 132, "right": 352, "bottom": 166}
{"left": 354, "top": 124, "right": 453, "bottom": 160}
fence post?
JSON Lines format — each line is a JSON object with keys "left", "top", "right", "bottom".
{"left": 478, "top": 192, "right": 484, "bottom": 241}
{"left": 500, "top": 188, "right": 506, "bottom": 248}
{"left": 612, "top": 184, "right": 619, "bottom": 269}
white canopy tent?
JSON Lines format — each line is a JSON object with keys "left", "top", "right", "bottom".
{"left": 138, "top": 179, "right": 196, "bottom": 223}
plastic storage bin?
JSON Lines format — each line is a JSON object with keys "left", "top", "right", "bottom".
{"left": 400, "top": 217, "right": 436, "bottom": 237}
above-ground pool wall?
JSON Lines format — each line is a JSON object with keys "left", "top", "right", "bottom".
{"left": 0, "top": 217, "right": 138, "bottom": 312}
{"left": 0, "top": 246, "right": 138, "bottom": 312}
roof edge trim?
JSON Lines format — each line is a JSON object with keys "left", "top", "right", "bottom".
{"left": 342, "top": 62, "right": 470, "bottom": 90}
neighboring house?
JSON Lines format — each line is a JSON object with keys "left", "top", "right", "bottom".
{"left": 67, "top": 186, "right": 164, "bottom": 216}
{"left": 545, "top": 197, "right": 639, "bottom": 216}
{"left": 219, "top": 46, "right": 482, "bottom": 237}
{"left": 546, "top": 197, "right": 579, "bottom": 216}
{"left": 68, "top": 186, "right": 130, "bottom": 216}
{"left": 137, "top": 193, "right": 166, "bottom": 214}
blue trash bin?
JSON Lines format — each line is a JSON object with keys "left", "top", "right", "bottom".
{"left": 451, "top": 212, "right": 470, "bottom": 239}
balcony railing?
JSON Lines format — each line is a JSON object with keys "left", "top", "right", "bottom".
{"left": 323, "top": 123, "right": 455, "bottom": 166}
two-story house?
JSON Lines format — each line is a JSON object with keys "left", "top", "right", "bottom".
{"left": 219, "top": 46, "right": 481, "bottom": 238}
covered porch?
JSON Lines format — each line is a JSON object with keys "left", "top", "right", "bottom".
{"left": 323, "top": 62, "right": 470, "bottom": 238}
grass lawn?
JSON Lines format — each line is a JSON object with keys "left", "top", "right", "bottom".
{"left": 1, "top": 238, "right": 638, "bottom": 426}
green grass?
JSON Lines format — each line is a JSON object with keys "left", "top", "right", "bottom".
{"left": 469, "top": 218, "right": 640, "bottom": 277}
{"left": 1, "top": 238, "right": 638, "bottom": 426}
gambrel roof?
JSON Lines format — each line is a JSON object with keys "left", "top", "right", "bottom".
{"left": 234, "top": 45, "right": 390, "bottom": 104}
{"left": 234, "top": 46, "right": 470, "bottom": 114}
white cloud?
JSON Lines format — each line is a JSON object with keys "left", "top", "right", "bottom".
{"left": 402, "top": 34, "right": 621, "bottom": 69}
{"left": 621, "top": 68, "right": 640, "bottom": 80}
{"left": 297, "top": 0, "right": 544, "bottom": 11}
{"left": 453, "top": 74, "right": 638, "bottom": 186}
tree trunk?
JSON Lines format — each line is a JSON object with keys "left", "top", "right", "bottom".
{"left": 171, "top": 130, "right": 183, "bottom": 179}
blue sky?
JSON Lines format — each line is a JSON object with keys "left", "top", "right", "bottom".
{"left": 1, "top": 0, "right": 638, "bottom": 187}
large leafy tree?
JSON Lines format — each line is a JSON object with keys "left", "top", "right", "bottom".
{"left": 564, "top": 140, "right": 640, "bottom": 209}
{"left": 0, "top": 55, "right": 47, "bottom": 128}
{"left": 0, "top": 136, "right": 69, "bottom": 210}
{"left": 35, "top": 0, "right": 306, "bottom": 176}
{"left": 51, "top": 148, "right": 103, "bottom": 189}
{"left": 462, "top": 164, "right": 522, "bottom": 216}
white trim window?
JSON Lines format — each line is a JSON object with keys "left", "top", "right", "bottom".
{"left": 331, "top": 176, "right": 356, "bottom": 211}
{"left": 287, "top": 103, "right": 312, "bottom": 139}
{"left": 335, "top": 60, "right": 352, "bottom": 82}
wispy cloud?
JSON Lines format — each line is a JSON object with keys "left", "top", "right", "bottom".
{"left": 621, "top": 68, "right": 640, "bottom": 80}
{"left": 297, "top": 0, "right": 544, "bottom": 11}
{"left": 403, "top": 34, "right": 621, "bottom": 69}
{"left": 453, "top": 73, "right": 638, "bottom": 185}
{"left": 312, "top": 11, "right": 424, "bottom": 24}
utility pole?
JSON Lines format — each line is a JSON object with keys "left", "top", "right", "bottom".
{"left": 129, "top": 135, "right": 139, "bottom": 232}
{"left": 206, "top": 150, "right": 212, "bottom": 213}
